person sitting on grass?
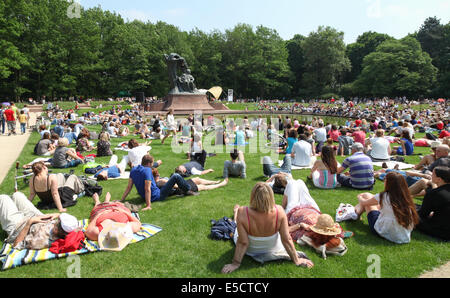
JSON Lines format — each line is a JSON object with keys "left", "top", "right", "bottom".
{"left": 223, "top": 149, "right": 246, "bottom": 179}
{"left": 50, "top": 137, "right": 84, "bottom": 169}
{"left": 365, "top": 129, "right": 391, "bottom": 162}
{"left": 336, "top": 143, "right": 375, "bottom": 190}
{"left": 76, "top": 130, "right": 95, "bottom": 153}
{"left": 0, "top": 191, "right": 78, "bottom": 250}
{"left": 393, "top": 130, "right": 414, "bottom": 156}
{"left": 337, "top": 128, "right": 354, "bottom": 157}
{"left": 96, "top": 132, "right": 113, "bottom": 157}
{"left": 416, "top": 167, "right": 450, "bottom": 241}
{"left": 85, "top": 192, "right": 141, "bottom": 241}
{"left": 291, "top": 134, "right": 316, "bottom": 167}
{"left": 120, "top": 155, "right": 196, "bottom": 211}
{"left": 28, "top": 161, "right": 85, "bottom": 212}
{"left": 124, "top": 139, "right": 161, "bottom": 169}
{"left": 221, "top": 182, "right": 314, "bottom": 274}
{"left": 308, "top": 145, "right": 341, "bottom": 189}
{"left": 354, "top": 172, "right": 419, "bottom": 244}
{"left": 413, "top": 141, "right": 440, "bottom": 171}
{"left": 34, "top": 132, "right": 56, "bottom": 156}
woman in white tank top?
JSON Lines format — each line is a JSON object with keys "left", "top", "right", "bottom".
{"left": 222, "top": 183, "right": 314, "bottom": 274}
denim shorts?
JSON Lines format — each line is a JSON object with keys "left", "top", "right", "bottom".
{"left": 367, "top": 211, "right": 381, "bottom": 236}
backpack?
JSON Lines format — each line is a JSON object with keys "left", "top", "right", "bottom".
{"left": 210, "top": 217, "right": 237, "bottom": 241}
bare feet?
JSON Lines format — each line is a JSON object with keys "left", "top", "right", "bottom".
{"left": 142, "top": 206, "right": 152, "bottom": 211}
{"left": 92, "top": 193, "right": 100, "bottom": 206}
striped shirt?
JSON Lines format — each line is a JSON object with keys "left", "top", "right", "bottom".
{"left": 342, "top": 152, "right": 374, "bottom": 189}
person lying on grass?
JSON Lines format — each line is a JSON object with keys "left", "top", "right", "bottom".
{"left": 120, "top": 154, "right": 196, "bottom": 211}
{"left": 0, "top": 192, "right": 78, "bottom": 250}
{"left": 85, "top": 192, "right": 141, "bottom": 241}
{"left": 152, "top": 168, "right": 228, "bottom": 194}
{"left": 222, "top": 182, "right": 314, "bottom": 274}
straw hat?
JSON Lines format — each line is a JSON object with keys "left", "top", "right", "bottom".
{"left": 310, "top": 214, "right": 342, "bottom": 236}
{"left": 98, "top": 221, "right": 133, "bottom": 252}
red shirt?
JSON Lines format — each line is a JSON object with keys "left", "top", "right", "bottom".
{"left": 4, "top": 109, "right": 15, "bottom": 121}
{"left": 355, "top": 120, "right": 362, "bottom": 127}
{"left": 437, "top": 122, "right": 444, "bottom": 130}
{"left": 439, "top": 130, "right": 450, "bottom": 138}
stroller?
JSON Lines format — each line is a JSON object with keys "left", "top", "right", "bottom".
{"left": 14, "top": 162, "right": 53, "bottom": 192}
{"left": 265, "top": 131, "right": 287, "bottom": 150}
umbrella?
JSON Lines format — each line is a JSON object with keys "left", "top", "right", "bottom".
{"left": 207, "top": 86, "right": 223, "bottom": 100}
{"left": 2, "top": 102, "right": 10, "bottom": 106}
{"left": 437, "top": 98, "right": 445, "bottom": 103}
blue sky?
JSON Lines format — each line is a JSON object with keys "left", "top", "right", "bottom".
{"left": 79, "top": 0, "right": 450, "bottom": 44}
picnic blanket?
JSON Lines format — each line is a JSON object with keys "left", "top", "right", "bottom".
{"left": 372, "top": 161, "right": 415, "bottom": 170}
{"left": 0, "top": 214, "right": 162, "bottom": 270}
{"left": 278, "top": 160, "right": 313, "bottom": 170}
{"left": 89, "top": 171, "right": 130, "bottom": 180}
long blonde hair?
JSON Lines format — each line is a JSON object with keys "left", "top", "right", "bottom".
{"left": 249, "top": 182, "right": 275, "bottom": 213}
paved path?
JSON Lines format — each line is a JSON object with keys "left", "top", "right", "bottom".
{"left": 0, "top": 112, "right": 38, "bottom": 185}
{"left": 420, "top": 262, "right": 450, "bottom": 278}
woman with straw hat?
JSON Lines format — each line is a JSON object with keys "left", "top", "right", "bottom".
{"left": 222, "top": 182, "right": 313, "bottom": 274}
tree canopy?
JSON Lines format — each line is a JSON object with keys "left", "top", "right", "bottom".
{"left": 0, "top": 1, "right": 448, "bottom": 101}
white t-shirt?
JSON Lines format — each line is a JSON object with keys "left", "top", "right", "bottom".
{"left": 314, "top": 127, "right": 327, "bottom": 142}
{"left": 291, "top": 140, "right": 313, "bottom": 167}
{"left": 128, "top": 146, "right": 152, "bottom": 167}
{"left": 284, "top": 179, "right": 320, "bottom": 214}
{"left": 374, "top": 193, "right": 413, "bottom": 244}
{"left": 369, "top": 137, "right": 390, "bottom": 160}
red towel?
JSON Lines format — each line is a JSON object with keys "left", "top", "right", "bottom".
{"left": 49, "top": 231, "right": 85, "bottom": 254}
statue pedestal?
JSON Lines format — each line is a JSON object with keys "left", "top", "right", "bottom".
{"left": 144, "top": 93, "right": 230, "bottom": 115}
{"left": 163, "top": 93, "right": 216, "bottom": 113}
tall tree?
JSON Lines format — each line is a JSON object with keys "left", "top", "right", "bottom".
{"left": 301, "top": 26, "right": 351, "bottom": 96}
{"left": 286, "top": 34, "right": 306, "bottom": 97}
{"left": 354, "top": 37, "right": 438, "bottom": 97}
{"left": 345, "top": 31, "right": 393, "bottom": 83}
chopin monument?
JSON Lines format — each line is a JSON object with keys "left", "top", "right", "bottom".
{"left": 148, "top": 53, "right": 227, "bottom": 114}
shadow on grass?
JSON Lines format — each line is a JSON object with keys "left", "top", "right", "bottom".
{"left": 206, "top": 244, "right": 266, "bottom": 275}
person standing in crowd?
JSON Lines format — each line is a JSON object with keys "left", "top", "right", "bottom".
{"left": 4, "top": 105, "right": 16, "bottom": 136}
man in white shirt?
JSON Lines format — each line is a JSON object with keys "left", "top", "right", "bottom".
{"left": 313, "top": 122, "right": 327, "bottom": 153}
{"left": 365, "top": 129, "right": 391, "bottom": 162}
{"left": 291, "top": 134, "right": 316, "bottom": 167}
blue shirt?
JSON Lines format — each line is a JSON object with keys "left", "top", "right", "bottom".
{"left": 130, "top": 165, "right": 161, "bottom": 202}
{"left": 94, "top": 166, "right": 121, "bottom": 179}
{"left": 235, "top": 130, "right": 246, "bottom": 145}
{"left": 342, "top": 152, "right": 374, "bottom": 189}
{"left": 286, "top": 137, "right": 297, "bottom": 154}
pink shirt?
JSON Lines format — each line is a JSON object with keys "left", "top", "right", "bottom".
{"left": 329, "top": 130, "right": 340, "bottom": 142}
{"left": 352, "top": 131, "right": 366, "bottom": 145}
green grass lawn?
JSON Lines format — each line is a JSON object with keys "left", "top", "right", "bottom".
{"left": 0, "top": 120, "right": 448, "bottom": 278}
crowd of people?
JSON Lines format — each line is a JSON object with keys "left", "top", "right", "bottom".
{"left": 0, "top": 98, "right": 448, "bottom": 275}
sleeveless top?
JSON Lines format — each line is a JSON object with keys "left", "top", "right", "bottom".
{"left": 313, "top": 169, "right": 339, "bottom": 189}
{"left": 238, "top": 207, "right": 285, "bottom": 255}
{"left": 33, "top": 175, "right": 53, "bottom": 205}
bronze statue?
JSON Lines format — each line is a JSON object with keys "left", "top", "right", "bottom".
{"left": 164, "top": 53, "right": 198, "bottom": 94}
